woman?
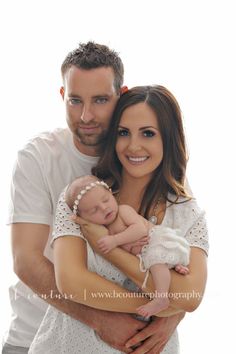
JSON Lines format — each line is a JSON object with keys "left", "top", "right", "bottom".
{"left": 29, "top": 85, "right": 208, "bottom": 354}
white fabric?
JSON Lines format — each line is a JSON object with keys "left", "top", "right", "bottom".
{"left": 5, "top": 128, "right": 98, "bottom": 347}
{"left": 28, "top": 192, "right": 208, "bottom": 354}
{"left": 140, "top": 225, "right": 190, "bottom": 271}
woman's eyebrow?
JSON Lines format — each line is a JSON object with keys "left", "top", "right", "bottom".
{"left": 118, "top": 125, "right": 158, "bottom": 131}
{"left": 139, "top": 126, "right": 159, "bottom": 131}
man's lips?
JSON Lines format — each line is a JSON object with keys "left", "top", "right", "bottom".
{"left": 79, "top": 125, "right": 99, "bottom": 133}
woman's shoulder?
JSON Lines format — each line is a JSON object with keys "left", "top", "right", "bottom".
{"left": 167, "top": 194, "right": 206, "bottom": 227}
{"left": 168, "top": 195, "right": 203, "bottom": 214}
{"left": 166, "top": 194, "right": 209, "bottom": 254}
{"left": 51, "top": 187, "right": 85, "bottom": 245}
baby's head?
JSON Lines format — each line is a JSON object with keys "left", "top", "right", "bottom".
{"left": 65, "top": 175, "right": 119, "bottom": 225}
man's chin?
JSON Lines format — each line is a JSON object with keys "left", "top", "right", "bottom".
{"left": 76, "top": 135, "right": 100, "bottom": 147}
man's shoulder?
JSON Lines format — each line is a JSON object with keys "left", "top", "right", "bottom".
{"left": 29, "top": 127, "right": 69, "bottom": 145}
{"left": 20, "top": 128, "right": 70, "bottom": 154}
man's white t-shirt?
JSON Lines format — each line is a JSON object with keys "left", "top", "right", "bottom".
{"left": 5, "top": 128, "right": 98, "bottom": 347}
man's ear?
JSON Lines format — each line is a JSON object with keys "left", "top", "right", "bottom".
{"left": 60, "top": 86, "right": 65, "bottom": 99}
{"left": 120, "top": 86, "right": 128, "bottom": 95}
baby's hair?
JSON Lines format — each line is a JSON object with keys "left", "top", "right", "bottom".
{"left": 65, "top": 175, "right": 110, "bottom": 215}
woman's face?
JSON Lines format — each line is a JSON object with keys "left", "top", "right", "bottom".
{"left": 116, "top": 102, "right": 163, "bottom": 181}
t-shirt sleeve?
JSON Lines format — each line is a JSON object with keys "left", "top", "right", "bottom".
{"left": 185, "top": 208, "right": 209, "bottom": 256}
{"left": 51, "top": 190, "right": 85, "bottom": 245}
{"left": 8, "top": 146, "right": 52, "bottom": 225}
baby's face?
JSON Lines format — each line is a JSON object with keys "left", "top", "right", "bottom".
{"left": 78, "top": 186, "right": 118, "bottom": 225}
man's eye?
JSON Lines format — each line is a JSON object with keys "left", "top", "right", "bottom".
{"left": 69, "top": 98, "right": 81, "bottom": 105}
{"left": 143, "top": 130, "right": 156, "bottom": 137}
{"left": 118, "top": 129, "right": 129, "bottom": 136}
{"left": 95, "top": 97, "right": 108, "bottom": 104}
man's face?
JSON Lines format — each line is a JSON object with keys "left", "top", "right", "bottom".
{"left": 61, "top": 66, "right": 120, "bottom": 156}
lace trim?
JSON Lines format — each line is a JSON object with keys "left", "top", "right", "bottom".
{"left": 185, "top": 213, "right": 209, "bottom": 254}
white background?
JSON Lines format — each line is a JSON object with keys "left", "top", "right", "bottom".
{"left": 0, "top": 0, "right": 235, "bottom": 352}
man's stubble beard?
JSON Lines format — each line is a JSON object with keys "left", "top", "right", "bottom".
{"left": 76, "top": 129, "right": 108, "bottom": 147}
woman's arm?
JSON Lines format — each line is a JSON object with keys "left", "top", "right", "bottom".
{"left": 79, "top": 221, "right": 207, "bottom": 315}
{"left": 53, "top": 235, "right": 150, "bottom": 313}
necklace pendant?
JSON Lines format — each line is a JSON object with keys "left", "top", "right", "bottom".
{"left": 149, "top": 215, "right": 157, "bottom": 225}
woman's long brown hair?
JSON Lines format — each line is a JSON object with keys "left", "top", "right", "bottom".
{"left": 93, "top": 85, "right": 190, "bottom": 218}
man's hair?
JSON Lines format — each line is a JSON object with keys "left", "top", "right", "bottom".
{"left": 61, "top": 41, "right": 124, "bottom": 93}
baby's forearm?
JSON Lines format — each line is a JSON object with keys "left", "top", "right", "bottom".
{"left": 113, "top": 224, "right": 147, "bottom": 247}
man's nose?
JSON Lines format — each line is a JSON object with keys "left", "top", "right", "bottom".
{"left": 80, "top": 104, "right": 95, "bottom": 123}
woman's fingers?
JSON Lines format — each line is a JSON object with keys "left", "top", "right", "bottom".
{"left": 70, "top": 214, "right": 88, "bottom": 225}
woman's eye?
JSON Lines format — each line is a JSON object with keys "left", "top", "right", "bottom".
{"left": 118, "top": 129, "right": 129, "bottom": 136}
{"left": 143, "top": 130, "right": 156, "bottom": 137}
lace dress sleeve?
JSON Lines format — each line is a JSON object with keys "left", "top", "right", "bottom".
{"left": 185, "top": 211, "right": 209, "bottom": 255}
{"left": 51, "top": 189, "right": 85, "bottom": 245}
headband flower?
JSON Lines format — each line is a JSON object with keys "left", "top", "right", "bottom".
{"left": 72, "top": 180, "right": 110, "bottom": 215}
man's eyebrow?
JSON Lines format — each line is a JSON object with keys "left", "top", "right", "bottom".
{"left": 68, "top": 93, "right": 81, "bottom": 97}
{"left": 68, "top": 93, "right": 112, "bottom": 98}
{"left": 93, "top": 93, "right": 113, "bottom": 98}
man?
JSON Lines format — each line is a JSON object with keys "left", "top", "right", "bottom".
{"left": 3, "top": 42, "right": 184, "bottom": 354}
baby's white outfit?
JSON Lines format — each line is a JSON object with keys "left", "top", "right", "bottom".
{"left": 139, "top": 224, "right": 190, "bottom": 287}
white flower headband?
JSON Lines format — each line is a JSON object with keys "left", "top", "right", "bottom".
{"left": 72, "top": 180, "right": 110, "bottom": 215}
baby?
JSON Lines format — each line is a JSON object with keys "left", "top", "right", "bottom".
{"left": 65, "top": 175, "right": 190, "bottom": 318}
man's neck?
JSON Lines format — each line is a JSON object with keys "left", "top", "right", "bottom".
{"left": 73, "top": 136, "right": 99, "bottom": 157}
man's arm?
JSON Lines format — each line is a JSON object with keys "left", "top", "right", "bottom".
{"left": 11, "top": 223, "right": 146, "bottom": 352}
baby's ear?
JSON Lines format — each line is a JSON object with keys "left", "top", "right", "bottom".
{"left": 70, "top": 214, "right": 88, "bottom": 225}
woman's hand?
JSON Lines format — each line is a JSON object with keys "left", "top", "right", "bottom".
{"left": 71, "top": 215, "right": 109, "bottom": 242}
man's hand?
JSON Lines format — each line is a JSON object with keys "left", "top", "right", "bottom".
{"left": 125, "top": 313, "right": 185, "bottom": 354}
{"left": 95, "top": 312, "right": 147, "bottom": 353}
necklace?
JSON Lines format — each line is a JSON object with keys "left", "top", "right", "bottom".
{"left": 148, "top": 201, "right": 160, "bottom": 225}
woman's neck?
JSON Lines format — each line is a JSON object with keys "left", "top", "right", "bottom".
{"left": 118, "top": 173, "right": 150, "bottom": 211}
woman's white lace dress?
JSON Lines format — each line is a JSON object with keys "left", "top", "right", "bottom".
{"left": 29, "top": 192, "right": 208, "bottom": 354}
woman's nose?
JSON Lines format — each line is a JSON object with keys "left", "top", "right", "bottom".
{"left": 127, "top": 137, "right": 142, "bottom": 152}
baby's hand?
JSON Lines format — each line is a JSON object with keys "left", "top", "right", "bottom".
{"left": 174, "top": 264, "right": 189, "bottom": 275}
{"left": 97, "top": 236, "right": 116, "bottom": 254}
